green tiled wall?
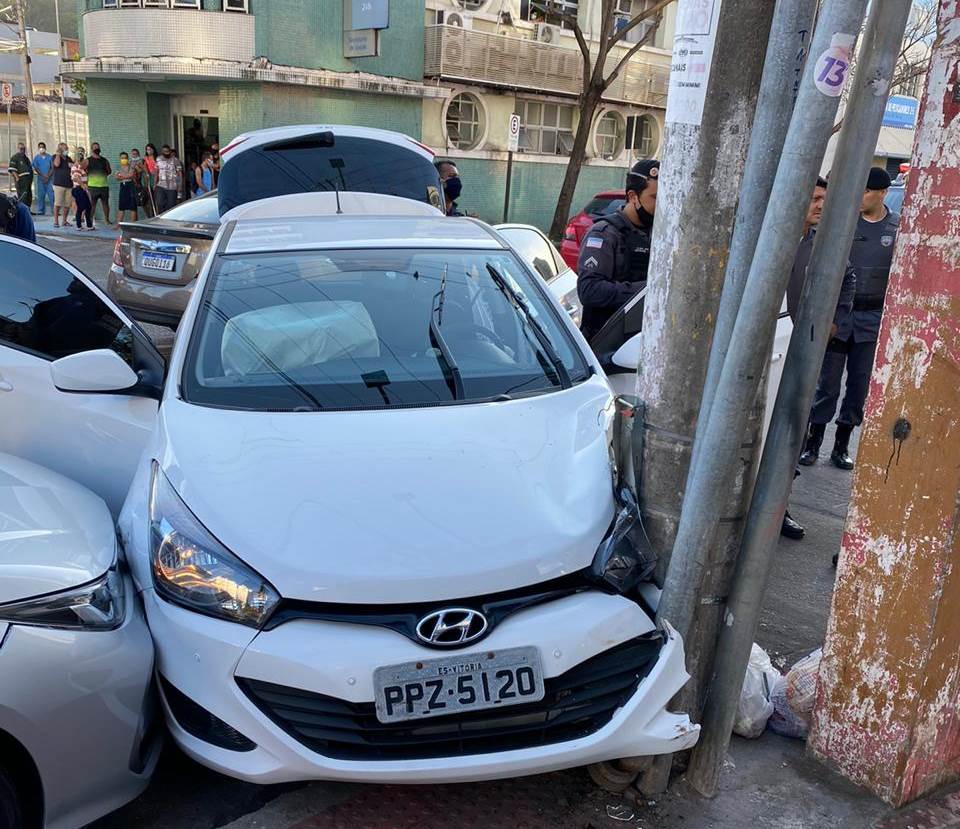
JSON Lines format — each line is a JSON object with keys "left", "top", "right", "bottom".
{"left": 447, "top": 157, "right": 628, "bottom": 230}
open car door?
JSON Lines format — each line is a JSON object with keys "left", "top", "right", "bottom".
{"left": 0, "top": 238, "right": 164, "bottom": 514}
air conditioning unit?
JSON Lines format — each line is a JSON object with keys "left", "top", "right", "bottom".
{"left": 534, "top": 23, "right": 561, "bottom": 44}
{"left": 446, "top": 11, "right": 474, "bottom": 28}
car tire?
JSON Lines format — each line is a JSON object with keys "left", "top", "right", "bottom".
{"left": 0, "top": 767, "right": 24, "bottom": 828}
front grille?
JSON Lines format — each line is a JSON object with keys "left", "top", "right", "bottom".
{"left": 160, "top": 676, "right": 256, "bottom": 752}
{"left": 237, "top": 633, "right": 663, "bottom": 761}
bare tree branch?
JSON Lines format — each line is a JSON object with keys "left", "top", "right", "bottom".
{"left": 607, "top": 0, "right": 674, "bottom": 55}
{"left": 603, "top": 13, "right": 663, "bottom": 89}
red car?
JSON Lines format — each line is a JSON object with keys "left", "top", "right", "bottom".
{"left": 559, "top": 190, "right": 626, "bottom": 269}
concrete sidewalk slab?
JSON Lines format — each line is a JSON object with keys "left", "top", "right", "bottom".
{"left": 32, "top": 212, "right": 120, "bottom": 242}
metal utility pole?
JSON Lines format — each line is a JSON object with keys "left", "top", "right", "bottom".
{"left": 54, "top": 0, "right": 67, "bottom": 139}
{"left": 654, "top": 0, "right": 868, "bottom": 651}
{"left": 687, "top": 0, "right": 914, "bottom": 797}
{"left": 14, "top": 0, "right": 33, "bottom": 152}
{"left": 688, "top": 0, "right": 818, "bottom": 475}
{"left": 630, "top": 0, "right": 774, "bottom": 793}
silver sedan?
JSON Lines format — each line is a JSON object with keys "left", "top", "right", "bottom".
{"left": 0, "top": 452, "right": 158, "bottom": 828}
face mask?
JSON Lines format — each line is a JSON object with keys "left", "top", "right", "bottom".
{"left": 92, "top": 148, "right": 100, "bottom": 156}
{"left": 121, "top": 159, "right": 129, "bottom": 166}
{"left": 131, "top": 155, "right": 140, "bottom": 161}
{"left": 444, "top": 176, "right": 463, "bottom": 202}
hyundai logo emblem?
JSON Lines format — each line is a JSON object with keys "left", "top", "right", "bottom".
{"left": 416, "top": 608, "right": 489, "bottom": 647}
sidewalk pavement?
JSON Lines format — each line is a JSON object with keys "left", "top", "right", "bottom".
{"left": 31, "top": 211, "right": 121, "bottom": 242}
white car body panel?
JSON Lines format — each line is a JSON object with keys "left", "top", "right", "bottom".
{"left": 0, "top": 451, "right": 117, "bottom": 603}
{"left": 0, "top": 454, "right": 157, "bottom": 828}
{"left": 153, "top": 375, "right": 615, "bottom": 604}
{"left": 0, "top": 238, "right": 158, "bottom": 516}
{"left": 222, "top": 191, "right": 443, "bottom": 223}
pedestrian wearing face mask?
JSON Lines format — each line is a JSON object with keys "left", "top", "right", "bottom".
{"left": 576, "top": 159, "right": 658, "bottom": 342}
{"left": 84, "top": 142, "right": 113, "bottom": 226}
{"left": 114, "top": 151, "right": 139, "bottom": 225}
{"left": 435, "top": 160, "right": 464, "bottom": 216}
{"left": 8, "top": 142, "right": 33, "bottom": 209}
{"left": 154, "top": 144, "right": 182, "bottom": 214}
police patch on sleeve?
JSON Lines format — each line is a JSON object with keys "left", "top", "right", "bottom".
{"left": 583, "top": 256, "right": 600, "bottom": 269}
{"left": 585, "top": 236, "right": 604, "bottom": 249}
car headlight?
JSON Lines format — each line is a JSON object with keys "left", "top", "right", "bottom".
{"left": 149, "top": 463, "right": 279, "bottom": 628}
{"left": 589, "top": 487, "right": 656, "bottom": 594}
{"left": 0, "top": 567, "right": 125, "bottom": 631}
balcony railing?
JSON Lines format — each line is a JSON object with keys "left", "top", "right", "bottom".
{"left": 82, "top": 7, "right": 255, "bottom": 64}
{"left": 424, "top": 25, "right": 669, "bottom": 108}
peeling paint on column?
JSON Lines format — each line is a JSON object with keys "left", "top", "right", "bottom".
{"left": 808, "top": 1, "right": 960, "bottom": 808}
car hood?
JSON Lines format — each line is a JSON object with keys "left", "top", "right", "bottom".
{"left": 0, "top": 453, "right": 115, "bottom": 604}
{"left": 159, "top": 376, "right": 616, "bottom": 604}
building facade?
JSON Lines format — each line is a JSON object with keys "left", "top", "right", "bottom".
{"left": 68, "top": 0, "right": 674, "bottom": 228}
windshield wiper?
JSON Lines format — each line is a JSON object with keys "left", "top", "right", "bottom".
{"left": 428, "top": 266, "right": 465, "bottom": 401}
{"left": 486, "top": 264, "right": 572, "bottom": 390}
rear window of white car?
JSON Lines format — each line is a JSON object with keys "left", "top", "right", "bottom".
{"left": 217, "top": 133, "right": 443, "bottom": 216}
{"left": 183, "top": 248, "right": 589, "bottom": 411}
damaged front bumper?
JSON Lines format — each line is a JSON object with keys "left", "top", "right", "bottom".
{"left": 147, "top": 587, "right": 699, "bottom": 785}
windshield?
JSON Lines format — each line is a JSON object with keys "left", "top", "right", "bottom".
{"left": 218, "top": 134, "right": 443, "bottom": 216}
{"left": 183, "top": 248, "right": 590, "bottom": 411}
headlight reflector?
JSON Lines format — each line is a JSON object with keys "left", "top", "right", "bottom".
{"left": 0, "top": 567, "right": 125, "bottom": 630}
{"left": 149, "top": 464, "right": 279, "bottom": 628}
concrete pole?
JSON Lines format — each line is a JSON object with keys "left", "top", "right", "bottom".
{"left": 688, "top": 0, "right": 818, "bottom": 475}
{"left": 14, "top": 0, "right": 33, "bottom": 153}
{"left": 809, "top": 1, "right": 960, "bottom": 807}
{"left": 686, "top": 0, "right": 914, "bottom": 798}
{"left": 654, "top": 0, "right": 868, "bottom": 643}
{"left": 630, "top": 0, "right": 774, "bottom": 793}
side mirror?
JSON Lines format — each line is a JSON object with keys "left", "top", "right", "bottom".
{"left": 51, "top": 349, "right": 139, "bottom": 393}
{"left": 611, "top": 332, "right": 642, "bottom": 370}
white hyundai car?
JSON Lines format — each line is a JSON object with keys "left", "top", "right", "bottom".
{"left": 0, "top": 187, "right": 698, "bottom": 787}
{"left": 0, "top": 452, "right": 158, "bottom": 828}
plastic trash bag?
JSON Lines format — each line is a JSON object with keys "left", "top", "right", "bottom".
{"left": 767, "top": 648, "right": 822, "bottom": 739}
{"left": 733, "top": 644, "right": 781, "bottom": 738}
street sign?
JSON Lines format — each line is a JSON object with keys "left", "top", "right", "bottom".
{"left": 507, "top": 113, "right": 521, "bottom": 153}
{"left": 350, "top": 0, "right": 389, "bottom": 31}
{"left": 0, "top": 83, "right": 12, "bottom": 106}
{"left": 344, "top": 28, "right": 378, "bottom": 58}
{"left": 882, "top": 95, "right": 919, "bottom": 130}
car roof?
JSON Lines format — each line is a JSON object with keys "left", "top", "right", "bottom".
{"left": 219, "top": 124, "right": 436, "bottom": 164}
{"left": 592, "top": 191, "right": 626, "bottom": 198}
{"left": 224, "top": 214, "right": 505, "bottom": 255}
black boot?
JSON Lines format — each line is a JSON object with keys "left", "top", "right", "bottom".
{"left": 781, "top": 510, "right": 805, "bottom": 540}
{"left": 831, "top": 423, "right": 855, "bottom": 469}
{"left": 799, "top": 423, "right": 826, "bottom": 466}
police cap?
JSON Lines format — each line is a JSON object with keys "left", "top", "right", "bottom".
{"left": 865, "top": 167, "right": 892, "bottom": 191}
{"left": 626, "top": 159, "right": 660, "bottom": 195}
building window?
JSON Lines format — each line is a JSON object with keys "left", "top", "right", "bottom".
{"left": 445, "top": 93, "right": 485, "bottom": 151}
{"left": 614, "top": 0, "right": 665, "bottom": 48}
{"left": 514, "top": 99, "right": 575, "bottom": 156}
{"left": 224, "top": 0, "right": 250, "bottom": 9}
{"left": 520, "top": 0, "right": 579, "bottom": 30}
{"left": 594, "top": 111, "right": 626, "bottom": 159}
{"left": 170, "top": 0, "right": 201, "bottom": 7}
{"left": 625, "top": 113, "right": 659, "bottom": 158}
{"left": 142, "top": 1, "right": 170, "bottom": 6}
{"left": 457, "top": 0, "right": 488, "bottom": 10}
{"left": 101, "top": 0, "right": 119, "bottom": 6}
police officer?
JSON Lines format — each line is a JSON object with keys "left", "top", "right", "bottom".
{"left": 800, "top": 167, "right": 900, "bottom": 469}
{"left": 577, "top": 159, "right": 658, "bottom": 341}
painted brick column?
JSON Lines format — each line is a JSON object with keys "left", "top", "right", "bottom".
{"left": 808, "top": 0, "right": 960, "bottom": 807}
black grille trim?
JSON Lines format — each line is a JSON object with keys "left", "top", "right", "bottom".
{"left": 263, "top": 570, "right": 602, "bottom": 649}
{"left": 237, "top": 633, "right": 663, "bottom": 761}
{"left": 160, "top": 676, "right": 256, "bottom": 752}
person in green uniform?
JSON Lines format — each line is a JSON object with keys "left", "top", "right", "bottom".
{"left": 8, "top": 142, "right": 33, "bottom": 209}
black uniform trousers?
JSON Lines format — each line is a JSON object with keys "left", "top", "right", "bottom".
{"left": 809, "top": 337, "right": 877, "bottom": 428}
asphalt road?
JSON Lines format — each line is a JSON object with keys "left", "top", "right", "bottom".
{"left": 36, "top": 235, "right": 868, "bottom": 828}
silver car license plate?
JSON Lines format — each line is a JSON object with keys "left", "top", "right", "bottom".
{"left": 140, "top": 252, "right": 176, "bottom": 272}
{"left": 373, "top": 646, "right": 544, "bottom": 724}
